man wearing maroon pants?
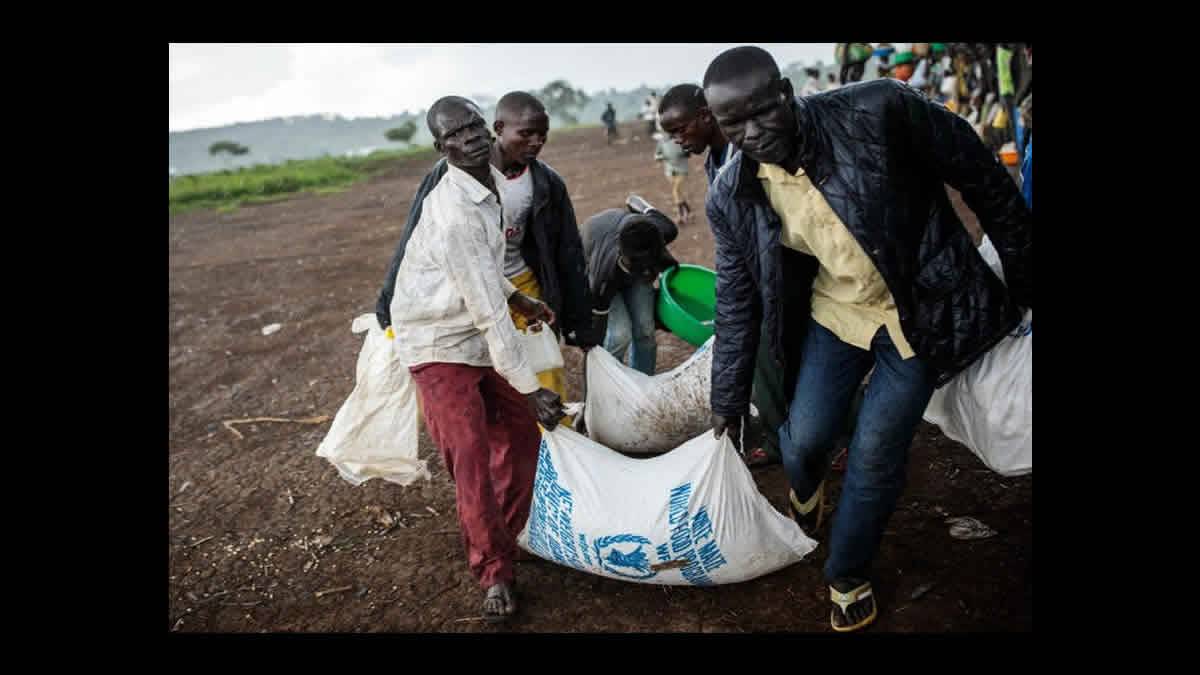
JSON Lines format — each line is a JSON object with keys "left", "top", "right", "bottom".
{"left": 388, "top": 95, "right": 566, "bottom": 622}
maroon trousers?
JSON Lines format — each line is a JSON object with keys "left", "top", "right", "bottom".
{"left": 409, "top": 363, "right": 541, "bottom": 589}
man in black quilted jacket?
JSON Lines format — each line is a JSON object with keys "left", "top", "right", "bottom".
{"left": 702, "top": 46, "right": 1032, "bottom": 632}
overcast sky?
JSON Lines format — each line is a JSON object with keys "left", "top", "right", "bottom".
{"left": 169, "top": 43, "right": 836, "bottom": 132}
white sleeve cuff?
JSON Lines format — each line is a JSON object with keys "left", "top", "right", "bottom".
{"left": 508, "top": 365, "right": 541, "bottom": 395}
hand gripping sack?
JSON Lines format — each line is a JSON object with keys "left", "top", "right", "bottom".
{"left": 584, "top": 337, "right": 715, "bottom": 454}
{"left": 517, "top": 427, "right": 817, "bottom": 585}
{"left": 923, "top": 237, "right": 1032, "bottom": 476}
{"left": 315, "top": 314, "right": 430, "bottom": 486}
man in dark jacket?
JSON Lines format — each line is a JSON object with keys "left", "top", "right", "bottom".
{"left": 375, "top": 92, "right": 599, "bottom": 418}
{"left": 659, "top": 83, "right": 779, "bottom": 467}
{"left": 702, "top": 46, "right": 1032, "bottom": 632}
{"left": 658, "top": 83, "right": 733, "bottom": 187}
{"left": 659, "top": 83, "right": 864, "bottom": 470}
{"left": 580, "top": 195, "right": 679, "bottom": 375}
{"left": 601, "top": 103, "right": 618, "bottom": 144}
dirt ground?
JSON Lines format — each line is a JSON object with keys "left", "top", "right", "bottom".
{"left": 168, "top": 121, "right": 1031, "bottom": 633}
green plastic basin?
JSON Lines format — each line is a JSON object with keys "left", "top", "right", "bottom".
{"left": 657, "top": 264, "right": 716, "bottom": 347}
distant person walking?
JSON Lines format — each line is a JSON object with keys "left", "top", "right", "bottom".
{"left": 601, "top": 102, "right": 618, "bottom": 144}
{"left": 641, "top": 91, "right": 659, "bottom": 137}
{"left": 654, "top": 129, "right": 693, "bottom": 225}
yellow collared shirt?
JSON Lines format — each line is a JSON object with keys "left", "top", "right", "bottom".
{"left": 758, "top": 162, "right": 915, "bottom": 359}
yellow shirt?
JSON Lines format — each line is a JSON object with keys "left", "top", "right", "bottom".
{"left": 758, "top": 162, "right": 916, "bottom": 359}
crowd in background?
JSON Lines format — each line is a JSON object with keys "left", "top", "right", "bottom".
{"left": 833, "top": 43, "right": 1032, "bottom": 168}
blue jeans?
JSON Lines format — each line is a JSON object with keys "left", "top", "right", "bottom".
{"left": 603, "top": 282, "right": 657, "bottom": 375}
{"left": 778, "top": 318, "right": 934, "bottom": 583}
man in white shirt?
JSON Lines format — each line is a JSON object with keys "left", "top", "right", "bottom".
{"left": 390, "top": 95, "right": 564, "bottom": 623}
{"left": 641, "top": 91, "right": 659, "bottom": 136}
{"left": 376, "top": 93, "right": 598, "bottom": 429}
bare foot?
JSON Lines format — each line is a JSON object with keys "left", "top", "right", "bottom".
{"left": 482, "top": 582, "right": 517, "bottom": 622}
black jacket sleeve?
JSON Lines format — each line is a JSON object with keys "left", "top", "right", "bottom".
{"left": 591, "top": 256, "right": 623, "bottom": 314}
{"left": 581, "top": 209, "right": 625, "bottom": 313}
{"left": 550, "top": 179, "right": 595, "bottom": 338}
{"left": 706, "top": 197, "right": 762, "bottom": 417}
{"left": 374, "top": 159, "right": 448, "bottom": 328}
{"left": 897, "top": 83, "right": 1032, "bottom": 308}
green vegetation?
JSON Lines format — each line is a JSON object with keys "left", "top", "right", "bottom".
{"left": 169, "top": 109, "right": 605, "bottom": 216}
{"left": 209, "top": 140, "right": 250, "bottom": 157}
{"left": 384, "top": 121, "right": 418, "bottom": 143}
{"left": 539, "top": 80, "right": 590, "bottom": 124}
{"left": 169, "top": 146, "right": 437, "bottom": 215}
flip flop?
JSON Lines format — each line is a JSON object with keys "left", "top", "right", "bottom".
{"left": 830, "top": 580, "right": 878, "bottom": 632}
{"left": 788, "top": 481, "right": 826, "bottom": 535}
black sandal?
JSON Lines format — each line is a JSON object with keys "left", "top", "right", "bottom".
{"left": 830, "top": 579, "right": 878, "bottom": 632}
{"left": 788, "top": 481, "right": 827, "bottom": 536}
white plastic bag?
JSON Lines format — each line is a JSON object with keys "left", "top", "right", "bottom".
{"left": 315, "top": 314, "right": 430, "bottom": 486}
{"left": 584, "top": 337, "right": 716, "bottom": 454}
{"left": 517, "top": 427, "right": 817, "bottom": 585}
{"left": 519, "top": 321, "right": 564, "bottom": 373}
{"left": 923, "top": 237, "right": 1032, "bottom": 476}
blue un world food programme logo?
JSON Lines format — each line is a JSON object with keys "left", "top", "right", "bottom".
{"left": 593, "top": 534, "right": 657, "bottom": 580}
